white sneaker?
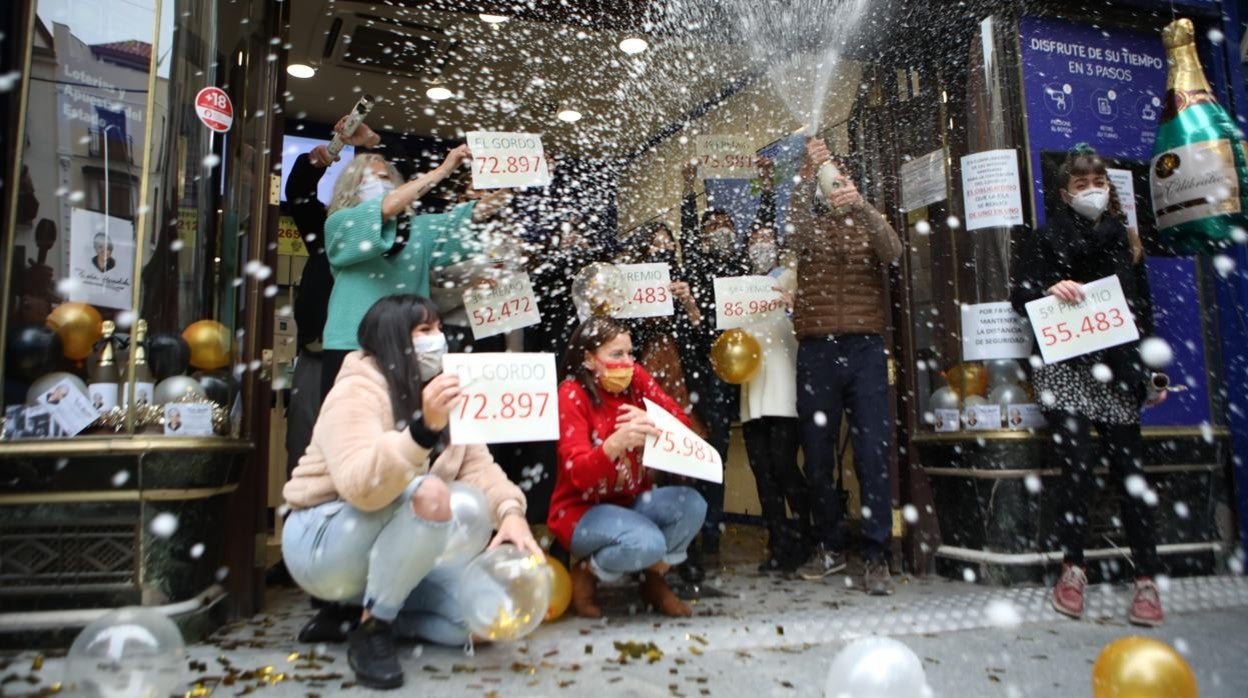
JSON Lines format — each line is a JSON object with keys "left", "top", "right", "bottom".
{"left": 798, "top": 545, "right": 848, "bottom": 580}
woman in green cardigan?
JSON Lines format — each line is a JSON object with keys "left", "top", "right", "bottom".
{"left": 318, "top": 145, "right": 500, "bottom": 397}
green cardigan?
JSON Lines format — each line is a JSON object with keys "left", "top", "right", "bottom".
{"left": 322, "top": 197, "right": 478, "bottom": 350}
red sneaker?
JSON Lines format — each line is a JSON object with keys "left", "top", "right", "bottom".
{"left": 1128, "top": 578, "right": 1164, "bottom": 627}
{"left": 1051, "top": 563, "right": 1087, "bottom": 619}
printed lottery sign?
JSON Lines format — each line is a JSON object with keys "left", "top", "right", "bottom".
{"left": 443, "top": 353, "right": 558, "bottom": 445}
{"left": 613, "top": 263, "right": 674, "bottom": 319}
{"left": 195, "top": 87, "right": 234, "bottom": 132}
{"left": 695, "top": 135, "right": 756, "bottom": 180}
{"left": 713, "top": 275, "right": 785, "bottom": 330}
{"left": 642, "top": 398, "right": 723, "bottom": 483}
{"left": 466, "top": 131, "right": 552, "bottom": 189}
{"left": 462, "top": 273, "right": 542, "bottom": 340}
{"left": 1025, "top": 275, "right": 1140, "bottom": 364}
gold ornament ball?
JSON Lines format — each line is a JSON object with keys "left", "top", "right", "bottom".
{"left": 1092, "top": 636, "right": 1197, "bottom": 698}
{"left": 182, "top": 320, "right": 231, "bottom": 370}
{"left": 543, "top": 558, "right": 572, "bottom": 622}
{"left": 45, "top": 303, "right": 102, "bottom": 361}
{"left": 945, "top": 362, "right": 988, "bottom": 397}
{"left": 710, "top": 329, "right": 762, "bottom": 384}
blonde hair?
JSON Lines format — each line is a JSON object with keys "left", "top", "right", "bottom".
{"left": 326, "top": 153, "right": 403, "bottom": 216}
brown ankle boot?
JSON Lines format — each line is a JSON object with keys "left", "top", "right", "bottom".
{"left": 570, "top": 560, "right": 603, "bottom": 619}
{"left": 639, "top": 570, "right": 692, "bottom": 617}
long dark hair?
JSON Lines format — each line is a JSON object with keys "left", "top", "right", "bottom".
{"left": 563, "top": 317, "right": 629, "bottom": 407}
{"left": 357, "top": 294, "right": 441, "bottom": 428}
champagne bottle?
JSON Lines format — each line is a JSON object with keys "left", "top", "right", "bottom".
{"left": 87, "top": 320, "right": 119, "bottom": 413}
{"left": 124, "top": 319, "right": 155, "bottom": 408}
{"left": 1150, "top": 17, "right": 1248, "bottom": 254}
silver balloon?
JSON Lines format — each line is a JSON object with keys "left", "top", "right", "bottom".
{"left": 438, "top": 482, "right": 494, "bottom": 567}
{"left": 986, "top": 359, "right": 1025, "bottom": 387}
{"left": 929, "top": 386, "right": 960, "bottom": 410}
{"left": 457, "top": 545, "right": 552, "bottom": 642}
{"left": 571, "top": 262, "right": 626, "bottom": 319}
{"left": 65, "top": 606, "right": 185, "bottom": 698}
{"left": 26, "top": 371, "right": 89, "bottom": 406}
{"left": 988, "top": 383, "right": 1029, "bottom": 407}
{"left": 153, "top": 376, "right": 206, "bottom": 405}
{"left": 825, "top": 637, "right": 929, "bottom": 698}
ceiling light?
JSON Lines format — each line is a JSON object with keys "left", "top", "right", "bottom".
{"left": 286, "top": 63, "right": 316, "bottom": 79}
{"left": 557, "top": 109, "right": 582, "bottom": 123}
{"left": 426, "top": 86, "right": 453, "bottom": 101}
{"left": 619, "top": 37, "right": 649, "bottom": 54}
{"left": 479, "top": 14, "right": 509, "bottom": 24}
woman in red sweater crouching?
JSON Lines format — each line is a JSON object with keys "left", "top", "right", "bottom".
{"left": 548, "top": 317, "right": 707, "bottom": 618}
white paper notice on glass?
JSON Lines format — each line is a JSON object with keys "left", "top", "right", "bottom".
{"left": 1005, "top": 404, "right": 1046, "bottom": 430}
{"left": 462, "top": 272, "right": 542, "bottom": 340}
{"left": 695, "top": 135, "right": 756, "bottom": 180}
{"left": 443, "top": 353, "right": 559, "bottom": 445}
{"left": 68, "top": 208, "right": 135, "bottom": 311}
{"left": 1024, "top": 275, "right": 1140, "bottom": 364}
{"left": 35, "top": 379, "right": 97, "bottom": 436}
{"left": 900, "top": 149, "right": 947, "bottom": 212}
{"left": 960, "top": 301, "right": 1034, "bottom": 360}
{"left": 960, "top": 149, "right": 1024, "bottom": 230}
{"left": 713, "top": 275, "right": 785, "bottom": 330}
{"left": 964, "top": 404, "right": 1002, "bottom": 431}
{"left": 164, "top": 403, "right": 214, "bottom": 436}
{"left": 1106, "top": 168, "right": 1139, "bottom": 234}
{"left": 933, "top": 408, "right": 961, "bottom": 433}
{"left": 642, "top": 398, "right": 723, "bottom": 484}
{"left": 613, "top": 263, "right": 674, "bottom": 319}
{"left": 466, "top": 131, "right": 551, "bottom": 189}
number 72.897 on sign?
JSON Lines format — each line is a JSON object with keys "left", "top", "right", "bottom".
{"left": 457, "top": 392, "right": 551, "bottom": 421}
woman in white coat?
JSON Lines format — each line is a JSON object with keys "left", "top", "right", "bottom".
{"left": 741, "top": 225, "right": 810, "bottom": 574}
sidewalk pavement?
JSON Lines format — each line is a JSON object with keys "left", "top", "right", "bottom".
{"left": 4, "top": 556, "right": 1247, "bottom": 698}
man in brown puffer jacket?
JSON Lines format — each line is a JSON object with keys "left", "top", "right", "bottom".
{"left": 789, "top": 137, "right": 901, "bottom": 596}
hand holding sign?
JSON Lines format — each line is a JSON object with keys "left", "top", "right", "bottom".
{"left": 444, "top": 353, "right": 558, "bottom": 445}
{"left": 1025, "top": 275, "right": 1139, "bottom": 364}
{"left": 614, "top": 264, "right": 674, "bottom": 319}
{"left": 642, "top": 398, "right": 723, "bottom": 483}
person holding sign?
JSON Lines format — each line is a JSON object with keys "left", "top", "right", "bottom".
{"left": 679, "top": 156, "right": 773, "bottom": 564}
{"left": 319, "top": 143, "right": 493, "bottom": 401}
{"left": 548, "top": 318, "right": 708, "bottom": 619}
{"left": 1010, "top": 145, "right": 1166, "bottom": 628}
{"left": 789, "top": 138, "right": 902, "bottom": 594}
{"left": 283, "top": 295, "right": 541, "bottom": 689}
{"left": 740, "top": 224, "right": 810, "bottom": 575}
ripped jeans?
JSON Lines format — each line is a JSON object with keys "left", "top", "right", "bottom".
{"left": 282, "top": 476, "right": 471, "bottom": 646}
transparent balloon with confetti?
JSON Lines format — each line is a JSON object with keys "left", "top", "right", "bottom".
{"left": 458, "top": 546, "right": 553, "bottom": 642}
{"left": 64, "top": 607, "right": 185, "bottom": 698}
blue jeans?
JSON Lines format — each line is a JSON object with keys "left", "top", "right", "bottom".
{"left": 796, "top": 335, "right": 894, "bottom": 562}
{"left": 282, "top": 476, "right": 470, "bottom": 645}
{"left": 569, "top": 486, "right": 707, "bottom": 582}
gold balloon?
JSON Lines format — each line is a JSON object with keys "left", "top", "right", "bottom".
{"left": 543, "top": 558, "right": 572, "bottom": 622}
{"left": 1092, "top": 636, "right": 1197, "bottom": 698}
{"left": 183, "top": 320, "right": 231, "bottom": 370}
{"left": 944, "top": 362, "right": 988, "bottom": 397}
{"left": 45, "top": 303, "right": 102, "bottom": 361}
{"left": 710, "top": 329, "right": 762, "bottom": 384}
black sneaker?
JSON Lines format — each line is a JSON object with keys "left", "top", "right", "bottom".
{"left": 798, "top": 545, "right": 848, "bottom": 580}
{"left": 348, "top": 617, "right": 404, "bottom": 690}
{"left": 297, "top": 602, "right": 360, "bottom": 644}
{"left": 678, "top": 558, "right": 707, "bottom": 584}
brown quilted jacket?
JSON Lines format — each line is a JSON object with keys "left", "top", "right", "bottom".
{"left": 788, "top": 179, "right": 902, "bottom": 338}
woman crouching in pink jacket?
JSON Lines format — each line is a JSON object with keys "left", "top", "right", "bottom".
{"left": 282, "top": 294, "right": 542, "bottom": 691}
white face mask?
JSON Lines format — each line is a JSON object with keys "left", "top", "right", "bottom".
{"left": 359, "top": 177, "right": 394, "bottom": 203}
{"left": 1068, "top": 187, "right": 1110, "bottom": 221}
{"left": 705, "top": 227, "right": 734, "bottom": 251}
{"left": 748, "top": 242, "right": 778, "bottom": 273}
{"left": 412, "top": 332, "right": 447, "bottom": 382}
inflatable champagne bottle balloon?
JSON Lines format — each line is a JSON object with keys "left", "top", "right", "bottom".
{"left": 1150, "top": 18, "right": 1248, "bottom": 254}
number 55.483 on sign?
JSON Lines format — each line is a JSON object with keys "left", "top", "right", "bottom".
{"left": 1024, "top": 275, "right": 1139, "bottom": 364}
